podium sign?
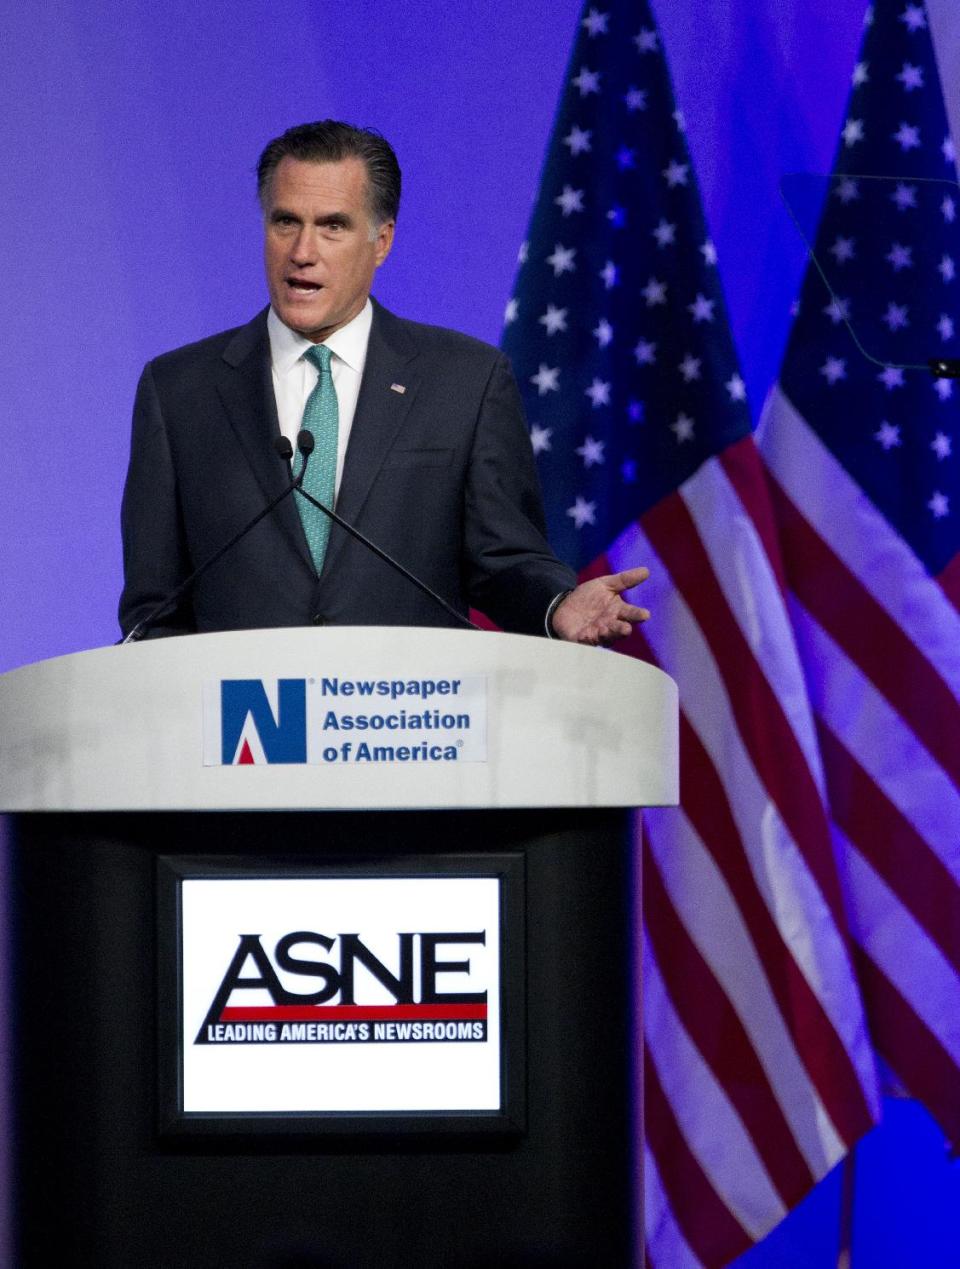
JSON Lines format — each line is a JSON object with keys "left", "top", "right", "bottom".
{"left": 157, "top": 852, "right": 525, "bottom": 1135}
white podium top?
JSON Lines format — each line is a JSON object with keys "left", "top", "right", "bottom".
{"left": 0, "top": 628, "right": 678, "bottom": 812}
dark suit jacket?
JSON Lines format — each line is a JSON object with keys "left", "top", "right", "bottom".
{"left": 119, "top": 300, "right": 576, "bottom": 638}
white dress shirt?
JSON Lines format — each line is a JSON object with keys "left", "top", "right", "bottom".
{"left": 267, "top": 299, "right": 373, "bottom": 499}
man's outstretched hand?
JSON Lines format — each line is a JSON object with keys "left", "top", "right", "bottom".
{"left": 550, "top": 566, "right": 651, "bottom": 646}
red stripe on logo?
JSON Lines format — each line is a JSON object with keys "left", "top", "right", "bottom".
{"left": 220, "top": 1004, "right": 488, "bottom": 1022}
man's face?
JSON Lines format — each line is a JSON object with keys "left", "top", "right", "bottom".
{"left": 262, "top": 156, "right": 394, "bottom": 342}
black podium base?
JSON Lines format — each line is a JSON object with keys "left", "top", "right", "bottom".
{"left": 9, "top": 808, "right": 640, "bottom": 1268}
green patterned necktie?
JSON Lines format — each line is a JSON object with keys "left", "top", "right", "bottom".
{"left": 293, "top": 343, "right": 339, "bottom": 574}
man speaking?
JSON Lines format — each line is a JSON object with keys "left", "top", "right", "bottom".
{"left": 119, "top": 121, "right": 649, "bottom": 644}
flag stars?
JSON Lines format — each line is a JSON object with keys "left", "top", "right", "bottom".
{"left": 701, "top": 239, "right": 718, "bottom": 265}
{"left": 944, "top": 137, "right": 957, "bottom": 165}
{"left": 555, "top": 185, "right": 585, "bottom": 216}
{"left": 726, "top": 373, "right": 747, "bottom": 402}
{"left": 529, "top": 424, "right": 552, "bottom": 455}
{"left": 831, "top": 236, "right": 856, "bottom": 263}
{"left": 585, "top": 379, "right": 612, "bottom": 408}
{"left": 678, "top": 354, "right": 702, "bottom": 382}
{"left": 582, "top": 7, "right": 609, "bottom": 36}
{"left": 504, "top": 298, "right": 518, "bottom": 324}
{"left": 538, "top": 304, "right": 568, "bottom": 335}
{"left": 567, "top": 496, "right": 596, "bottom": 528}
{"left": 900, "top": 5, "right": 927, "bottom": 31}
{"left": 652, "top": 218, "right": 677, "bottom": 247}
{"left": 824, "top": 296, "right": 851, "bottom": 324}
{"left": 891, "top": 182, "right": 917, "bottom": 210}
{"left": 835, "top": 177, "right": 860, "bottom": 203}
{"left": 634, "top": 27, "right": 658, "bottom": 53}
{"left": 572, "top": 67, "right": 601, "bottom": 96}
{"left": 576, "top": 435, "right": 606, "bottom": 465}
{"left": 517, "top": 241, "right": 528, "bottom": 264}
{"left": 593, "top": 318, "right": 614, "bottom": 348}
{"left": 897, "top": 63, "right": 924, "bottom": 91}
{"left": 671, "top": 413, "right": 695, "bottom": 443}
{"left": 673, "top": 108, "right": 687, "bottom": 132}
{"left": 928, "top": 491, "right": 949, "bottom": 519}
{"left": 942, "top": 196, "right": 956, "bottom": 223}
{"left": 893, "top": 122, "right": 921, "bottom": 151}
{"left": 634, "top": 339, "right": 657, "bottom": 365}
{"left": 932, "top": 432, "right": 952, "bottom": 459}
{"left": 821, "top": 356, "right": 847, "bottom": 384}
{"left": 607, "top": 205, "right": 626, "bottom": 227}
{"left": 530, "top": 364, "right": 560, "bottom": 395}
{"left": 624, "top": 87, "right": 647, "bottom": 112}
{"left": 663, "top": 160, "right": 690, "bottom": 187}
{"left": 887, "top": 242, "right": 913, "bottom": 271}
{"left": 563, "top": 125, "right": 592, "bottom": 156}
{"left": 879, "top": 366, "right": 905, "bottom": 390}
{"left": 883, "top": 302, "right": 909, "bottom": 331}
{"left": 939, "top": 255, "right": 956, "bottom": 282}
{"left": 875, "top": 422, "right": 901, "bottom": 449}
{"left": 617, "top": 147, "right": 636, "bottom": 170}
{"left": 852, "top": 61, "right": 869, "bottom": 87}
{"left": 934, "top": 377, "right": 954, "bottom": 401}
{"left": 600, "top": 260, "right": 619, "bottom": 289}
{"left": 938, "top": 314, "right": 955, "bottom": 340}
{"left": 688, "top": 293, "right": 716, "bottom": 323}
{"left": 546, "top": 243, "right": 576, "bottom": 276}
{"left": 642, "top": 277, "right": 667, "bottom": 306}
{"left": 843, "top": 118, "right": 865, "bottom": 147}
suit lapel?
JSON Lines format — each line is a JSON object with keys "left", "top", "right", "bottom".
{"left": 319, "top": 301, "right": 420, "bottom": 579}
{"left": 215, "top": 309, "right": 314, "bottom": 572}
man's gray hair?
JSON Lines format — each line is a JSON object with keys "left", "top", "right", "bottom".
{"left": 257, "top": 120, "right": 401, "bottom": 227}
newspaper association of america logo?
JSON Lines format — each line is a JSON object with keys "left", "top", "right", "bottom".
{"left": 196, "top": 927, "right": 489, "bottom": 1046}
{"left": 203, "top": 674, "right": 486, "bottom": 766}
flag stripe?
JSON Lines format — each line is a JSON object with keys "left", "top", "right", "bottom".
{"left": 841, "top": 836, "right": 960, "bottom": 1069}
{"left": 643, "top": 840, "right": 817, "bottom": 1203}
{"left": 760, "top": 386, "right": 960, "bottom": 695}
{"left": 644, "top": 1147, "right": 705, "bottom": 1269}
{"left": 853, "top": 945, "right": 960, "bottom": 1144}
{"left": 614, "top": 512, "right": 876, "bottom": 1145}
{"left": 791, "top": 602, "right": 960, "bottom": 867}
{"left": 768, "top": 473, "right": 960, "bottom": 786}
{"left": 641, "top": 490, "right": 847, "bottom": 923}
{"left": 818, "top": 722, "right": 960, "bottom": 974}
{"left": 644, "top": 1045, "right": 753, "bottom": 1268}
{"left": 680, "top": 447, "right": 824, "bottom": 789}
{"left": 676, "top": 711, "right": 877, "bottom": 1145}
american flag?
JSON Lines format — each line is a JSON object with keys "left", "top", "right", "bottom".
{"left": 759, "top": 0, "right": 960, "bottom": 1169}
{"left": 501, "top": 2, "right": 884, "bottom": 1266}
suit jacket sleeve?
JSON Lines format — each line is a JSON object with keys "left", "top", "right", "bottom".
{"left": 462, "top": 351, "right": 577, "bottom": 633}
{"left": 118, "top": 361, "right": 194, "bottom": 638}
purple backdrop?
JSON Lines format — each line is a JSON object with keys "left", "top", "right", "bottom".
{"left": 3, "top": 1, "right": 958, "bottom": 1264}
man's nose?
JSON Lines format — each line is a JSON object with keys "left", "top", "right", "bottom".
{"left": 289, "top": 227, "right": 319, "bottom": 264}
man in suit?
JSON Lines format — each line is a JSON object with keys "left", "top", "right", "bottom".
{"left": 119, "top": 121, "right": 649, "bottom": 643}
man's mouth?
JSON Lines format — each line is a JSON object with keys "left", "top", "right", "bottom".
{"left": 287, "top": 278, "right": 322, "bottom": 293}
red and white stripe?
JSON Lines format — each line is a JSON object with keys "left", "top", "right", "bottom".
{"left": 600, "top": 433, "right": 883, "bottom": 1267}
{"left": 760, "top": 383, "right": 960, "bottom": 1144}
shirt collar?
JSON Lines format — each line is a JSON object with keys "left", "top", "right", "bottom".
{"left": 268, "top": 300, "right": 373, "bottom": 377}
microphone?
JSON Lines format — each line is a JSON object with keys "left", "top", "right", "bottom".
{"left": 291, "top": 433, "right": 479, "bottom": 631}
{"left": 121, "top": 435, "right": 307, "bottom": 643}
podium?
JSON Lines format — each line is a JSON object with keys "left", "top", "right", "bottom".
{"left": 0, "top": 628, "right": 677, "bottom": 1268}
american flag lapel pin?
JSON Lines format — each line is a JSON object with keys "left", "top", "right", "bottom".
{"left": 390, "top": 382, "right": 406, "bottom": 394}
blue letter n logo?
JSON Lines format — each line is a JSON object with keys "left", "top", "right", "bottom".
{"left": 220, "top": 679, "right": 307, "bottom": 764}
